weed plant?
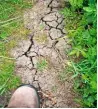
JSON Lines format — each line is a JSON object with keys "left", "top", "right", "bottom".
{"left": 37, "top": 58, "right": 48, "bottom": 71}
{"left": 0, "top": 0, "right": 32, "bottom": 97}
{"left": 61, "top": 0, "right": 97, "bottom": 107}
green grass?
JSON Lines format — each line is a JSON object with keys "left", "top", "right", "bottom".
{"left": 0, "top": 0, "right": 32, "bottom": 22}
{"left": 0, "top": 0, "right": 32, "bottom": 39}
{"left": 37, "top": 58, "right": 48, "bottom": 71}
{"left": 0, "top": 59, "right": 21, "bottom": 95}
{"left": 61, "top": 0, "right": 97, "bottom": 107}
{"left": 0, "top": 0, "right": 32, "bottom": 99}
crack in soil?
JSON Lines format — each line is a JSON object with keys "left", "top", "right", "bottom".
{"left": 10, "top": 0, "right": 80, "bottom": 108}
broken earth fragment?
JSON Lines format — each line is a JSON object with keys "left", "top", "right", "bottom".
{"left": 11, "top": 0, "right": 79, "bottom": 108}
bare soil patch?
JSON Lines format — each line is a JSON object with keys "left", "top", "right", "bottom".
{"left": 10, "top": 0, "right": 80, "bottom": 108}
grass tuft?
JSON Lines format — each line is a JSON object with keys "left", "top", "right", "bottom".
{"left": 0, "top": 0, "right": 32, "bottom": 100}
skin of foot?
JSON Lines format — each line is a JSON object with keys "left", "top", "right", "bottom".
{"left": 8, "top": 86, "right": 40, "bottom": 108}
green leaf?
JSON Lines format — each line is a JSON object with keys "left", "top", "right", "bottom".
{"left": 0, "top": 31, "right": 7, "bottom": 39}
{"left": 76, "top": 51, "right": 80, "bottom": 57}
{"left": 69, "top": 0, "right": 83, "bottom": 7}
{"left": 71, "top": 72, "right": 78, "bottom": 78}
{"left": 69, "top": 50, "right": 76, "bottom": 56}
{"left": 82, "top": 74, "right": 89, "bottom": 82}
{"left": 83, "top": 7, "right": 95, "bottom": 12}
{"left": 81, "top": 50, "right": 87, "bottom": 58}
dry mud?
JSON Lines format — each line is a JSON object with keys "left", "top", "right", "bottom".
{"left": 10, "top": 0, "right": 79, "bottom": 108}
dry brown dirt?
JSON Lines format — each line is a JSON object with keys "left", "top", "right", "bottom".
{"left": 9, "top": 0, "right": 80, "bottom": 108}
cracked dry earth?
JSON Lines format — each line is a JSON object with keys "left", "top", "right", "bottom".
{"left": 10, "top": 0, "right": 79, "bottom": 108}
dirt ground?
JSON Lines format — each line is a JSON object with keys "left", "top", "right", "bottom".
{"left": 2, "top": 0, "right": 80, "bottom": 108}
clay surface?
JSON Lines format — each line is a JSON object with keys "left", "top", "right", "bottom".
{"left": 10, "top": 0, "right": 79, "bottom": 108}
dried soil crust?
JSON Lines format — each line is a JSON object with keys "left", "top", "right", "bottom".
{"left": 11, "top": 0, "right": 79, "bottom": 108}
